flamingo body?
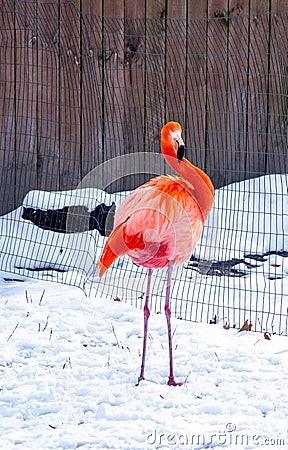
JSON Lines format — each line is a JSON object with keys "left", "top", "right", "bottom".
{"left": 98, "top": 122, "right": 214, "bottom": 385}
{"left": 99, "top": 174, "right": 204, "bottom": 272}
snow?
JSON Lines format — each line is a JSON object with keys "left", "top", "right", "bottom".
{"left": 0, "top": 276, "right": 287, "bottom": 449}
{"left": 0, "top": 173, "right": 288, "bottom": 448}
{"left": 197, "top": 173, "right": 288, "bottom": 261}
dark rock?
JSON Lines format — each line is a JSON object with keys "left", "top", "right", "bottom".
{"left": 22, "top": 202, "right": 115, "bottom": 236}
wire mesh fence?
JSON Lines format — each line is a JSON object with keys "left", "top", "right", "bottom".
{"left": 0, "top": 0, "right": 287, "bottom": 335}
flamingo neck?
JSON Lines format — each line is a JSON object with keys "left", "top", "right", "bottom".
{"left": 161, "top": 135, "right": 214, "bottom": 221}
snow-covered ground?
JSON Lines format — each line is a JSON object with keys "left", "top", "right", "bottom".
{"left": 0, "top": 275, "right": 287, "bottom": 449}
{"left": 0, "top": 173, "right": 287, "bottom": 448}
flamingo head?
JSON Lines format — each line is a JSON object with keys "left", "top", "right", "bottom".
{"left": 162, "top": 121, "right": 185, "bottom": 163}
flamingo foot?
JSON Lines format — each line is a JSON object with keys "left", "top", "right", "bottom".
{"left": 167, "top": 376, "right": 183, "bottom": 387}
{"left": 136, "top": 376, "right": 145, "bottom": 386}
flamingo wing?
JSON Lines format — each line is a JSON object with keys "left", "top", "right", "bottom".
{"left": 97, "top": 217, "right": 143, "bottom": 277}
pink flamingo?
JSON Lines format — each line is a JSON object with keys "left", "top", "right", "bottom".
{"left": 98, "top": 122, "right": 214, "bottom": 385}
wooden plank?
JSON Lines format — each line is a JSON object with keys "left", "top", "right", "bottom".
{"left": 165, "top": 0, "right": 187, "bottom": 128}
{"left": 32, "top": 0, "right": 61, "bottom": 193}
{"left": 0, "top": 0, "right": 16, "bottom": 214}
{"left": 102, "top": 1, "right": 125, "bottom": 163}
{"left": 245, "top": 0, "right": 270, "bottom": 179}
{"left": 265, "top": 4, "right": 288, "bottom": 174}
{"left": 13, "top": 2, "right": 39, "bottom": 208}
{"left": 57, "top": 0, "right": 82, "bottom": 190}
{"left": 186, "top": 0, "right": 208, "bottom": 173}
{"left": 122, "top": 1, "right": 146, "bottom": 190}
{"left": 225, "top": 1, "right": 249, "bottom": 184}
{"left": 144, "top": 0, "right": 167, "bottom": 163}
{"left": 102, "top": 0, "right": 125, "bottom": 192}
{"left": 81, "top": 0, "right": 102, "bottom": 15}
{"left": 80, "top": 2, "right": 104, "bottom": 180}
{"left": 206, "top": 0, "right": 229, "bottom": 188}
{"left": 123, "top": 0, "right": 145, "bottom": 153}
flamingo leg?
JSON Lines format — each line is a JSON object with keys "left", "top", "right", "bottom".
{"left": 165, "top": 261, "right": 181, "bottom": 386}
{"left": 138, "top": 268, "right": 152, "bottom": 384}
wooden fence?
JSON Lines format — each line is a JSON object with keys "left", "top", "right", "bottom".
{"left": 0, "top": 0, "right": 287, "bottom": 215}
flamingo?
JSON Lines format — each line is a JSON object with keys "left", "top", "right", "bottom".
{"left": 98, "top": 122, "right": 214, "bottom": 385}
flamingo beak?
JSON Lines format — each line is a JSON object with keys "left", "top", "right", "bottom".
{"left": 177, "top": 145, "right": 185, "bottom": 162}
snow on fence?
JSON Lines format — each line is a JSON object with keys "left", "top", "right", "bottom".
{"left": 0, "top": 1, "right": 287, "bottom": 335}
